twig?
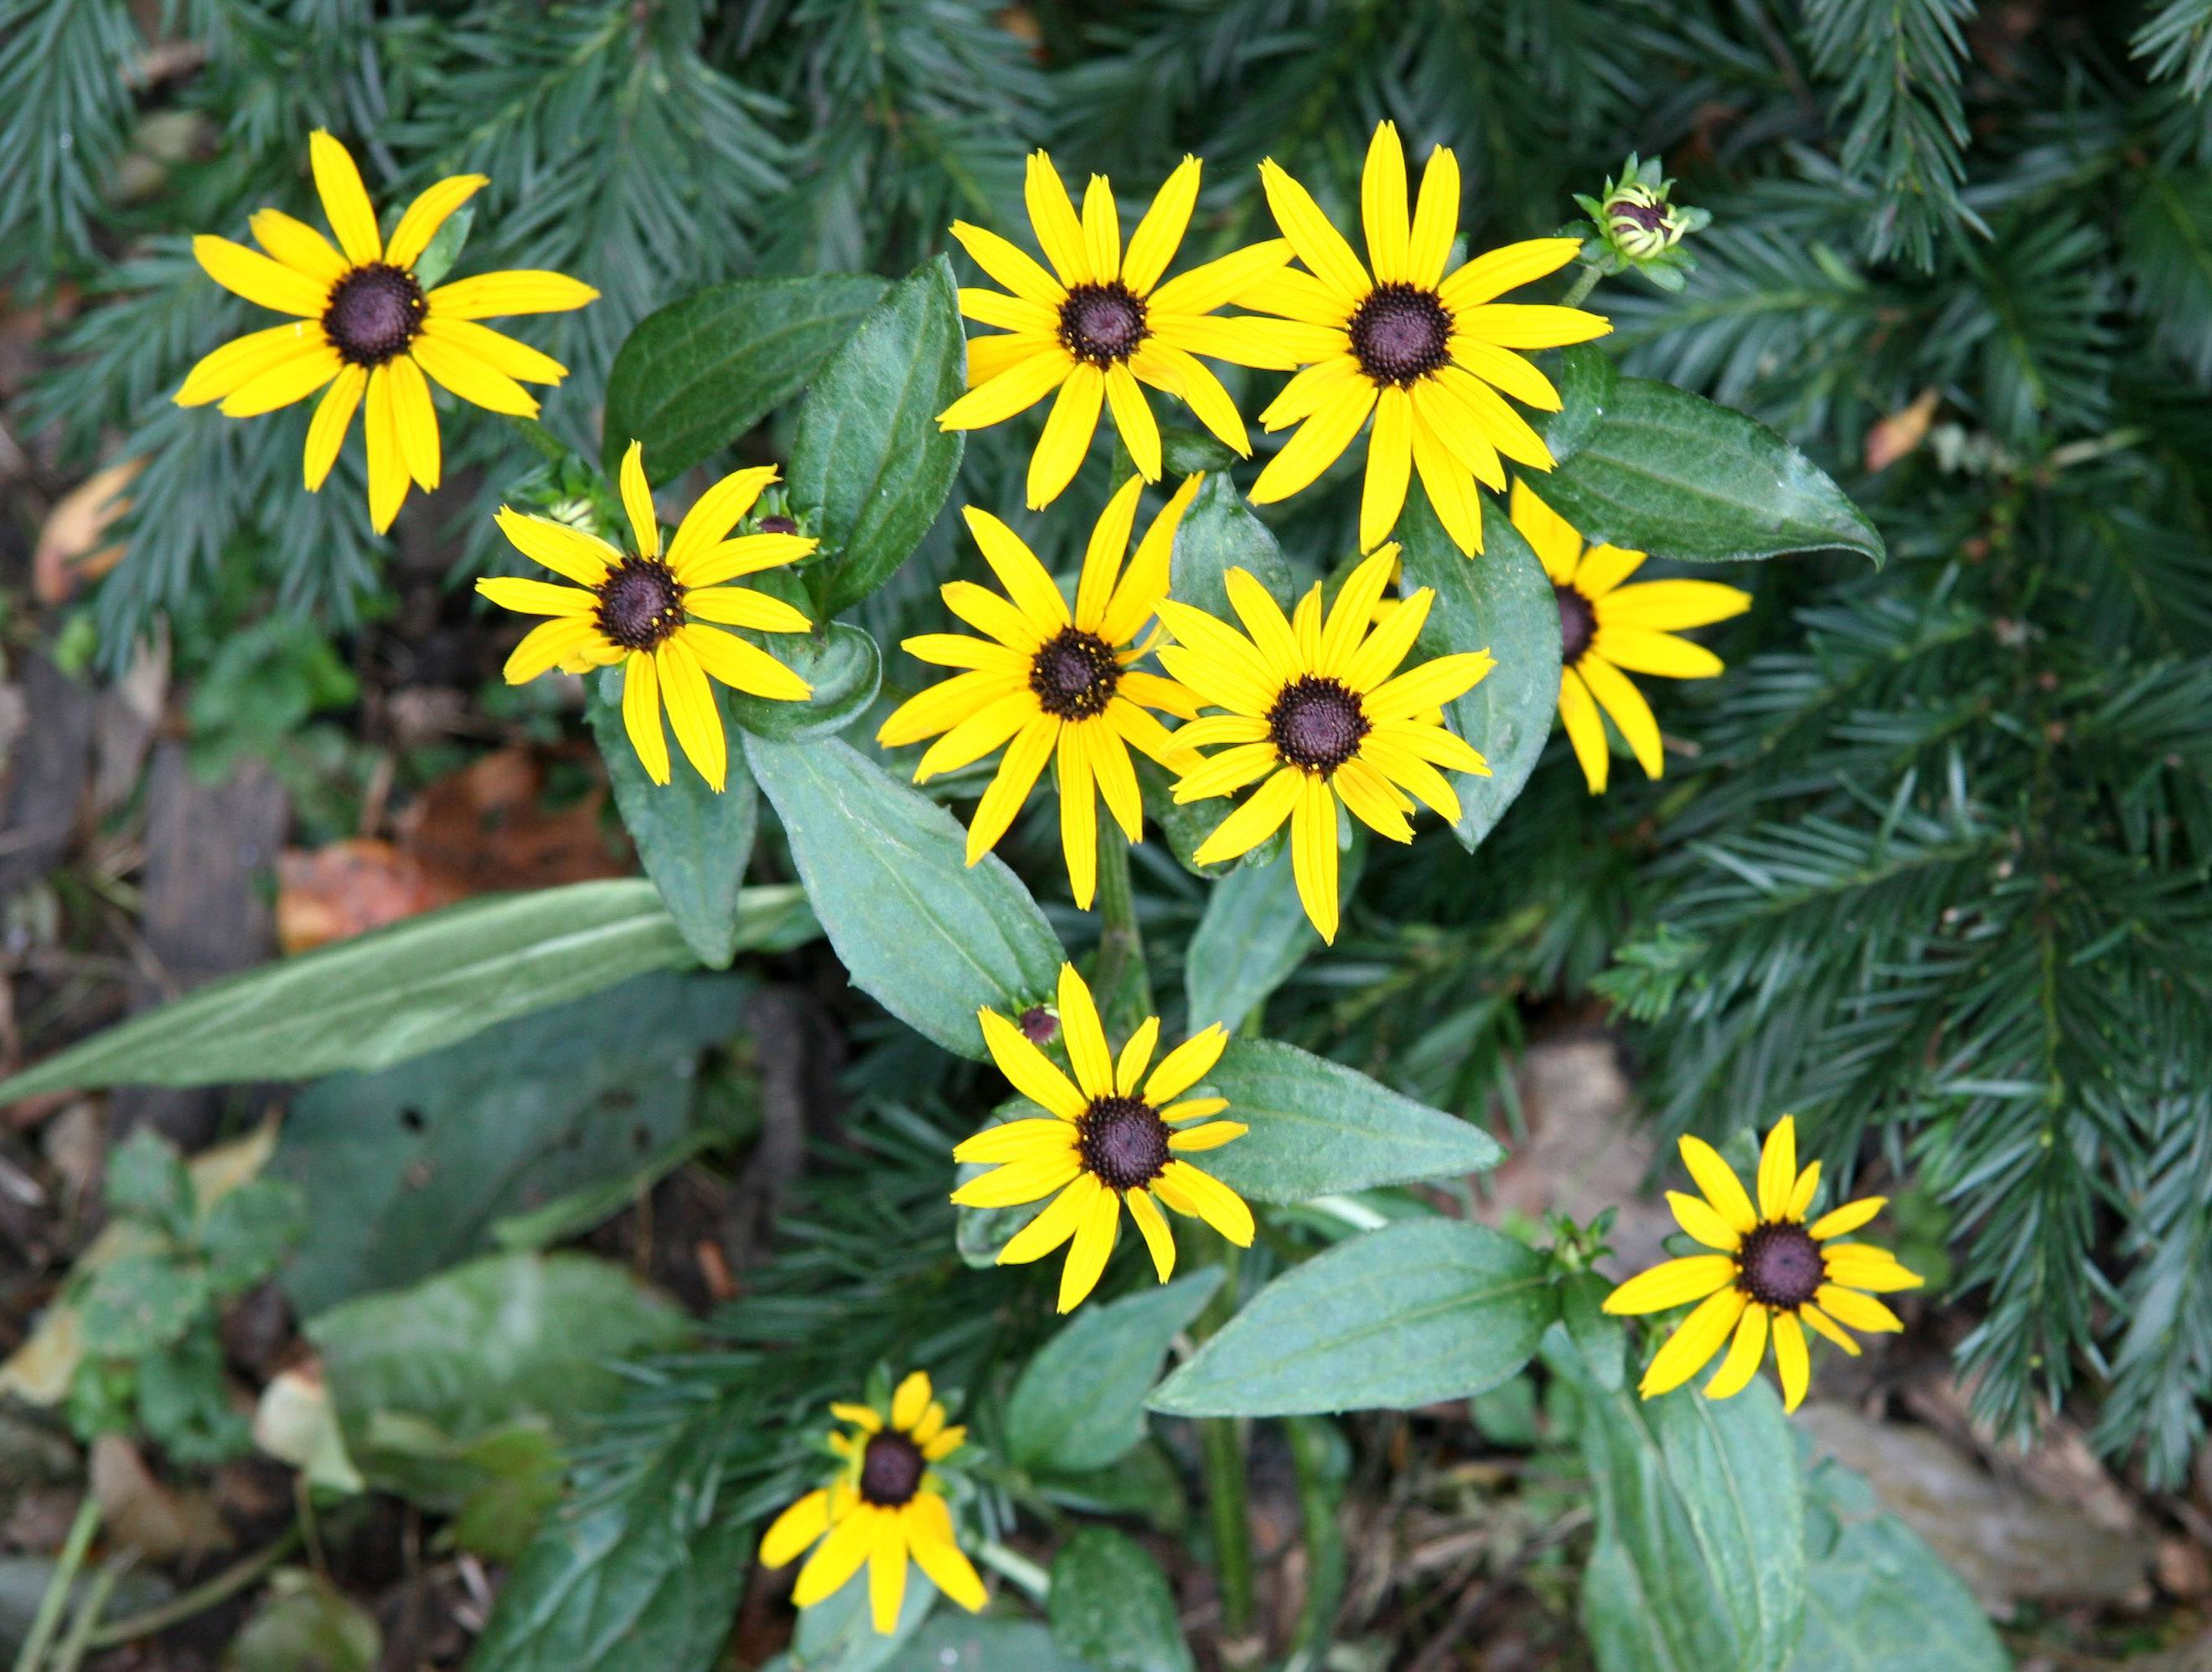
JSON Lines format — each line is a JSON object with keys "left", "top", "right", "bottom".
{"left": 12, "top": 1494, "right": 101, "bottom": 1672}
{"left": 84, "top": 1527, "right": 300, "bottom": 1649}
{"left": 49, "top": 1556, "right": 129, "bottom": 1672}
{"left": 1402, "top": 1511, "right": 1589, "bottom": 1672}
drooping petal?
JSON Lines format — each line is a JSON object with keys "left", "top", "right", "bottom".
{"left": 902, "top": 1496, "right": 988, "bottom": 1613}
{"left": 385, "top": 353, "right": 441, "bottom": 490}
{"left": 1124, "top": 1188, "right": 1176, "bottom": 1281}
{"left": 1028, "top": 363, "right": 1105, "bottom": 508}
{"left": 363, "top": 364, "right": 408, "bottom": 533}
{"left": 1638, "top": 1287, "right": 1746, "bottom": 1399}
{"left": 1249, "top": 381, "right": 1377, "bottom": 504}
{"left": 966, "top": 715, "right": 1058, "bottom": 862}
{"left": 867, "top": 1509, "right": 910, "bottom": 1633}
{"left": 1359, "top": 387, "right": 1414, "bottom": 555}
{"left": 760, "top": 1490, "right": 831, "bottom": 1569}
{"left": 1057, "top": 1182, "right": 1122, "bottom": 1312}
{"left": 1578, "top": 656, "right": 1663, "bottom": 780}
{"left": 1557, "top": 666, "right": 1610, "bottom": 793}
{"left": 1104, "top": 363, "right": 1162, "bottom": 482}
{"left": 792, "top": 1504, "right": 876, "bottom": 1608}
{"left": 1151, "top": 1162, "right": 1254, "bottom": 1246}
{"left": 302, "top": 364, "right": 366, "bottom": 490}
{"left": 654, "top": 636, "right": 726, "bottom": 791}
{"left": 1770, "top": 1311, "right": 1811, "bottom": 1412}
{"left": 621, "top": 652, "right": 669, "bottom": 785}
{"left": 1290, "top": 773, "right": 1342, "bottom": 941}
{"left": 1701, "top": 1303, "right": 1770, "bottom": 1401}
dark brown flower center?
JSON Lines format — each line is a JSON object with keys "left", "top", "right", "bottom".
{"left": 324, "top": 262, "right": 426, "bottom": 367}
{"left": 595, "top": 556, "right": 685, "bottom": 653}
{"left": 1268, "top": 675, "right": 1368, "bottom": 773}
{"left": 859, "top": 1432, "right": 925, "bottom": 1506}
{"left": 1348, "top": 282, "right": 1452, "bottom": 386}
{"left": 1078, "top": 1094, "right": 1171, "bottom": 1191}
{"left": 1606, "top": 198, "right": 1669, "bottom": 234}
{"left": 1738, "top": 1222, "right": 1825, "bottom": 1311}
{"left": 1556, "top": 585, "right": 1596, "bottom": 665}
{"left": 1029, "top": 627, "right": 1121, "bottom": 720}
{"left": 1059, "top": 282, "right": 1149, "bottom": 366}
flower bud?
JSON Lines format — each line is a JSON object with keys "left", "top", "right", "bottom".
{"left": 1604, "top": 183, "right": 1684, "bottom": 260}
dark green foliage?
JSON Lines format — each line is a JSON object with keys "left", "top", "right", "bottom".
{"left": 26, "top": 0, "right": 2212, "bottom": 1496}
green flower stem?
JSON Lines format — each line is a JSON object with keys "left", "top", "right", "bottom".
{"left": 48, "top": 1557, "right": 127, "bottom": 1672}
{"left": 975, "top": 1538, "right": 1052, "bottom": 1602}
{"left": 1558, "top": 266, "right": 1604, "bottom": 310}
{"left": 1196, "top": 1242, "right": 1256, "bottom": 1644}
{"left": 1090, "top": 819, "right": 1150, "bottom": 1035}
{"left": 12, "top": 1494, "right": 100, "bottom": 1672}
{"left": 509, "top": 415, "right": 573, "bottom": 466}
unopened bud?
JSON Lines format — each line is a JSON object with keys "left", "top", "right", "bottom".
{"left": 758, "top": 514, "right": 799, "bottom": 535}
{"left": 1604, "top": 183, "right": 1684, "bottom": 260}
{"left": 1018, "top": 1004, "right": 1057, "bottom": 1045}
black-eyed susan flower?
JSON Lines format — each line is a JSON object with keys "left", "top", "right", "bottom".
{"left": 1155, "top": 544, "right": 1494, "bottom": 942}
{"left": 938, "top": 153, "right": 1295, "bottom": 509}
{"left": 1511, "top": 480, "right": 1750, "bottom": 794}
{"left": 954, "top": 962, "right": 1252, "bottom": 1313}
{"left": 1235, "top": 121, "right": 1611, "bottom": 555}
{"left": 876, "top": 474, "right": 1204, "bottom": 910}
{"left": 1602, "top": 1116, "right": 1924, "bottom": 1412}
{"left": 760, "top": 1370, "right": 987, "bottom": 1635}
{"left": 176, "top": 130, "right": 597, "bottom": 534}
{"left": 478, "top": 441, "right": 816, "bottom": 790}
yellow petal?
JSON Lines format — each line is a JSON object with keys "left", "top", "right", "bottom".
{"left": 949, "top": 1156, "right": 1083, "bottom": 1209}
{"left": 1667, "top": 1190, "right": 1741, "bottom": 1251}
{"left": 416, "top": 315, "right": 568, "bottom": 384}
{"left": 621, "top": 651, "right": 669, "bottom": 785}
{"left": 475, "top": 576, "right": 593, "bottom": 617}
{"left": 1027, "top": 363, "right": 1104, "bottom": 509}
{"left": 1594, "top": 627, "right": 1724, "bottom": 681}
{"left": 948, "top": 219, "right": 1065, "bottom": 307}
{"left": 979, "top": 1008, "right": 1087, "bottom": 1120}
{"left": 1057, "top": 1182, "right": 1121, "bottom": 1313}
{"left": 1026, "top": 150, "right": 1092, "bottom": 285}
{"left": 761, "top": 1490, "right": 831, "bottom": 1569}
{"left": 965, "top": 715, "right": 1058, "bottom": 861}
{"left": 1406, "top": 142, "right": 1461, "bottom": 287}
{"left": 1000, "top": 1175, "right": 1100, "bottom": 1265}
{"left": 1290, "top": 772, "right": 1341, "bottom": 942}
{"left": 495, "top": 508, "right": 616, "bottom": 585}
{"left": 1577, "top": 660, "right": 1658, "bottom": 780}
{"left": 363, "top": 364, "right": 407, "bottom": 533}
{"left": 868, "top": 1509, "right": 909, "bottom": 1633}
{"left": 1258, "top": 157, "right": 1370, "bottom": 301}
{"left": 1361, "top": 121, "right": 1410, "bottom": 283}
{"left": 218, "top": 343, "right": 341, "bottom": 418}
{"left": 1757, "top": 1116, "right": 1797, "bottom": 1222}
{"left": 684, "top": 623, "right": 810, "bottom": 704}
{"left": 1054, "top": 962, "right": 1114, "bottom": 1100}
{"left": 1437, "top": 238, "right": 1581, "bottom": 312}
{"left": 411, "top": 333, "right": 540, "bottom": 416}
{"left": 1601, "top": 1254, "right": 1736, "bottom": 1316}
{"left": 1808, "top": 1197, "right": 1887, "bottom": 1241}
{"left": 654, "top": 637, "right": 726, "bottom": 791}
{"left": 1678, "top": 1135, "right": 1760, "bottom": 1232}
{"left": 385, "top": 353, "right": 441, "bottom": 491}
{"left": 1702, "top": 1302, "right": 1770, "bottom": 1401}
{"left": 308, "top": 130, "right": 381, "bottom": 265}
{"left": 250, "top": 209, "right": 348, "bottom": 285}
{"left": 1151, "top": 1162, "right": 1254, "bottom": 1246}
{"left": 952, "top": 1118, "right": 1080, "bottom": 1164}
{"left": 1124, "top": 1187, "right": 1176, "bottom": 1282}
{"left": 1145, "top": 1024, "right": 1227, "bottom": 1104}
{"left": 1557, "top": 665, "right": 1610, "bottom": 793}
{"left": 1638, "top": 1286, "right": 1744, "bottom": 1399}
{"left": 1081, "top": 173, "right": 1121, "bottom": 281}
{"left": 426, "top": 271, "right": 599, "bottom": 319}
{"left": 302, "top": 364, "right": 366, "bottom": 491}
{"left": 1813, "top": 1285, "right": 1903, "bottom": 1334}
{"left": 1190, "top": 766, "right": 1303, "bottom": 866}
{"left": 175, "top": 321, "right": 326, "bottom": 406}
{"left": 1250, "top": 381, "right": 1377, "bottom": 504}
{"left": 1123, "top": 156, "right": 1200, "bottom": 293}
{"left": 386, "top": 173, "right": 487, "bottom": 269}
{"left": 1104, "top": 363, "right": 1161, "bottom": 482}
{"left": 1454, "top": 302, "right": 1612, "bottom": 351}
{"left": 1166, "top": 1121, "right": 1246, "bottom": 1153}
{"left": 940, "top": 347, "right": 1072, "bottom": 431}
{"left": 1360, "top": 387, "right": 1414, "bottom": 554}
{"left": 1770, "top": 1311, "right": 1810, "bottom": 1411}
{"left": 619, "top": 438, "right": 659, "bottom": 557}
{"left": 902, "top": 1496, "right": 988, "bottom": 1613}
{"left": 192, "top": 235, "right": 328, "bottom": 317}
{"left": 793, "top": 1504, "right": 876, "bottom": 1607}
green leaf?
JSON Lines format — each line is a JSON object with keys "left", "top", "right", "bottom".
{"left": 77, "top": 1256, "right": 209, "bottom": 1358}
{"left": 310, "top": 1252, "right": 689, "bottom": 1543}
{"left": 1048, "top": 1529, "right": 1195, "bottom": 1672}
{"left": 590, "top": 679, "right": 760, "bottom": 968}
{"left": 743, "top": 735, "right": 1062, "bottom": 1058}
{"left": 1536, "top": 376, "right": 1885, "bottom": 565}
{"left": 783, "top": 1568, "right": 937, "bottom": 1669}
{"left": 1787, "top": 1460, "right": 2010, "bottom": 1672}
{"left": 1535, "top": 342, "right": 1617, "bottom": 466}
{"left": 312, "top": 1251, "right": 689, "bottom": 1444}
{"left": 1004, "top": 1270, "right": 1223, "bottom": 1474}
{"left": 882, "top": 1618, "right": 1095, "bottom": 1672}
{"left": 276, "top": 970, "right": 749, "bottom": 1313}
{"left": 1160, "top": 424, "right": 1238, "bottom": 476}
{"left": 410, "top": 204, "right": 473, "bottom": 292}
{"left": 137, "top": 1329, "right": 252, "bottom": 1463}
{"left": 792, "top": 256, "right": 967, "bottom": 618}
{"left": 602, "top": 274, "right": 891, "bottom": 480}
{"left": 1149, "top": 1220, "right": 1554, "bottom": 1417}
{"left": 1399, "top": 493, "right": 1561, "bottom": 854}
{"left": 0, "top": 880, "right": 816, "bottom": 1098}
{"left": 1183, "top": 849, "right": 1331, "bottom": 1033}
{"left": 465, "top": 1450, "right": 752, "bottom": 1672}
{"left": 1033, "top": 1440, "right": 1189, "bottom": 1535}
{"left": 1193, "top": 1037, "right": 1505, "bottom": 1204}
{"left": 226, "top": 1569, "right": 381, "bottom": 1672}
{"left": 1563, "top": 1348, "right": 1806, "bottom": 1672}
{"left": 1169, "top": 472, "right": 1292, "bottom": 614}
{"left": 198, "top": 1179, "right": 307, "bottom": 1297}
{"left": 724, "top": 622, "right": 882, "bottom": 741}
{"left": 105, "top": 1128, "right": 194, "bottom": 1236}
{"left": 1559, "top": 1273, "right": 1626, "bottom": 1394}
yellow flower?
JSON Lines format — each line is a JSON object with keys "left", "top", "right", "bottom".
{"left": 476, "top": 441, "right": 817, "bottom": 790}
{"left": 875, "top": 474, "right": 1205, "bottom": 910}
{"left": 937, "top": 152, "right": 1295, "bottom": 509}
{"left": 1155, "top": 544, "right": 1494, "bottom": 942}
{"left": 1512, "top": 480, "right": 1751, "bottom": 793}
{"left": 955, "top": 962, "right": 1252, "bottom": 1313}
{"left": 175, "top": 130, "right": 597, "bottom": 534}
{"left": 1602, "top": 1116, "right": 1925, "bottom": 1412}
{"left": 1236, "top": 121, "right": 1611, "bottom": 555}
{"left": 759, "top": 1370, "right": 987, "bottom": 1635}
